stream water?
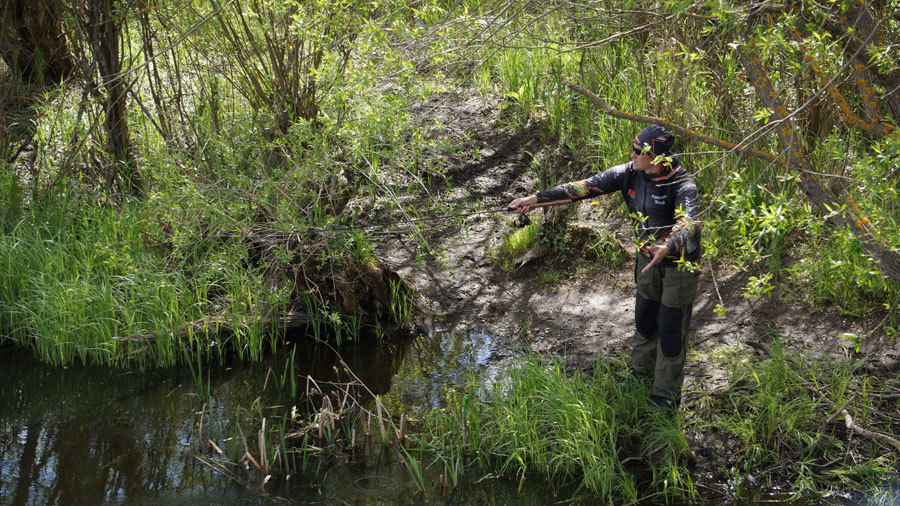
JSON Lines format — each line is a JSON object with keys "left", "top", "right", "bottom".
{"left": 0, "top": 329, "right": 559, "bottom": 505}
{"left": 1, "top": 329, "right": 895, "bottom": 505}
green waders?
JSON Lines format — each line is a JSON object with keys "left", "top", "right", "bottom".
{"left": 632, "top": 253, "right": 700, "bottom": 402}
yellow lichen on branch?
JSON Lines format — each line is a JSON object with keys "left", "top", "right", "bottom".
{"left": 787, "top": 26, "right": 895, "bottom": 137}
{"left": 733, "top": 24, "right": 900, "bottom": 281}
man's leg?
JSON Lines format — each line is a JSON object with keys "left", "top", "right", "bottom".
{"left": 632, "top": 253, "right": 663, "bottom": 375}
{"left": 652, "top": 265, "right": 700, "bottom": 402}
{"left": 631, "top": 293, "right": 660, "bottom": 375}
{"left": 652, "top": 303, "right": 692, "bottom": 401}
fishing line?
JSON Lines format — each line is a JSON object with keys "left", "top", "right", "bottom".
{"left": 311, "top": 199, "right": 585, "bottom": 235}
{"left": 308, "top": 206, "right": 515, "bottom": 234}
{"left": 202, "top": 200, "right": 566, "bottom": 240}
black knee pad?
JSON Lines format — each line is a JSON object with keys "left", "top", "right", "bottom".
{"left": 635, "top": 293, "right": 660, "bottom": 340}
{"left": 658, "top": 304, "right": 684, "bottom": 358}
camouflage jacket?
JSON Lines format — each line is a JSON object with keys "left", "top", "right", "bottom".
{"left": 536, "top": 158, "right": 701, "bottom": 266}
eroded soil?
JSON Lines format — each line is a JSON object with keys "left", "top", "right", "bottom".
{"left": 363, "top": 89, "right": 900, "bottom": 485}
{"left": 369, "top": 88, "right": 899, "bottom": 458}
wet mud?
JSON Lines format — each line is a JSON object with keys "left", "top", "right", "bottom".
{"left": 374, "top": 88, "right": 900, "bottom": 475}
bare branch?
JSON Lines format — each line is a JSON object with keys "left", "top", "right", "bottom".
{"left": 843, "top": 410, "right": 900, "bottom": 454}
{"left": 562, "top": 80, "right": 782, "bottom": 164}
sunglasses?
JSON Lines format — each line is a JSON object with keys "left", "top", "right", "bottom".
{"left": 632, "top": 146, "right": 645, "bottom": 156}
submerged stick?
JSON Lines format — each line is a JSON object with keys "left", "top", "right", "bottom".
{"left": 198, "top": 403, "right": 206, "bottom": 451}
{"left": 209, "top": 439, "right": 227, "bottom": 459}
{"left": 323, "top": 396, "right": 335, "bottom": 433}
{"left": 376, "top": 396, "right": 387, "bottom": 444}
{"left": 259, "top": 418, "right": 269, "bottom": 473}
{"left": 237, "top": 422, "right": 261, "bottom": 470}
{"left": 242, "top": 451, "right": 262, "bottom": 471}
{"left": 193, "top": 453, "right": 243, "bottom": 483}
{"left": 399, "top": 414, "right": 406, "bottom": 444}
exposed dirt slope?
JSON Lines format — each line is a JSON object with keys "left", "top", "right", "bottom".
{"left": 374, "top": 88, "right": 899, "bottom": 392}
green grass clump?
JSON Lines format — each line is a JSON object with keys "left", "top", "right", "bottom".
{"left": 786, "top": 227, "right": 900, "bottom": 320}
{"left": 586, "top": 228, "right": 629, "bottom": 269}
{"left": 0, "top": 189, "right": 285, "bottom": 367}
{"left": 406, "top": 341, "right": 899, "bottom": 502}
{"left": 414, "top": 357, "right": 695, "bottom": 503}
{"left": 694, "top": 337, "right": 900, "bottom": 498}
{"left": 499, "top": 221, "right": 540, "bottom": 269}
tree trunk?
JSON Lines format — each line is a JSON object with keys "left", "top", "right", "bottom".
{"left": 0, "top": 0, "right": 73, "bottom": 83}
{"left": 823, "top": 2, "right": 900, "bottom": 122}
{"left": 734, "top": 25, "right": 900, "bottom": 282}
{"left": 88, "top": 0, "right": 144, "bottom": 197}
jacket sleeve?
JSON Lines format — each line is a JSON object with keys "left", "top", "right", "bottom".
{"left": 664, "top": 176, "right": 702, "bottom": 255}
{"left": 535, "top": 164, "right": 628, "bottom": 204}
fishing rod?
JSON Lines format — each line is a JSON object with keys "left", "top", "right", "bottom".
{"left": 196, "top": 200, "right": 575, "bottom": 241}
{"left": 307, "top": 199, "right": 573, "bottom": 234}
{"left": 207, "top": 197, "right": 679, "bottom": 260}
{"left": 508, "top": 199, "right": 675, "bottom": 252}
{"left": 505, "top": 200, "right": 578, "bottom": 228}
{"left": 330, "top": 198, "right": 677, "bottom": 257}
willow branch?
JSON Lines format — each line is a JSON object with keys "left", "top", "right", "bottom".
{"left": 735, "top": 24, "right": 900, "bottom": 283}
{"left": 562, "top": 80, "right": 781, "bottom": 164}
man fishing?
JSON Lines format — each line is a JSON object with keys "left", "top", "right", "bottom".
{"left": 508, "top": 125, "right": 701, "bottom": 409}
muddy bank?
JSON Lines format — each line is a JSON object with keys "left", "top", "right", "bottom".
{"left": 375, "top": 87, "right": 899, "bottom": 398}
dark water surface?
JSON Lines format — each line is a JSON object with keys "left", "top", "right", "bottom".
{"left": 0, "top": 330, "right": 548, "bottom": 505}
{"left": 2, "top": 329, "right": 896, "bottom": 505}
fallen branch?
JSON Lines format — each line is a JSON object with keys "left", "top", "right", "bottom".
{"left": 760, "top": 393, "right": 857, "bottom": 475}
{"left": 842, "top": 409, "right": 900, "bottom": 454}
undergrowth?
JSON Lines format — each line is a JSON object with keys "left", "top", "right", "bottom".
{"left": 401, "top": 343, "right": 899, "bottom": 502}
{"left": 221, "top": 341, "right": 899, "bottom": 503}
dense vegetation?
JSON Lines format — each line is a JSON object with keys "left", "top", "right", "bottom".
{"left": 1, "top": 0, "right": 899, "bottom": 502}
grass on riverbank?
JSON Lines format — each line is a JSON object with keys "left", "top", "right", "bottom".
{"left": 399, "top": 340, "right": 900, "bottom": 503}
{"left": 208, "top": 336, "right": 899, "bottom": 503}
{"left": 0, "top": 187, "right": 287, "bottom": 368}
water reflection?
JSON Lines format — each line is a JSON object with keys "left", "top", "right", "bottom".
{"left": 384, "top": 330, "right": 501, "bottom": 415}
{"left": 0, "top": 348, "right": 259, "bottom": 505}
{"left": 0, "top": 327, "right": 498, "bottom": 505}
{"left": 4, "top": 327, "right": 895, "bottom": 505}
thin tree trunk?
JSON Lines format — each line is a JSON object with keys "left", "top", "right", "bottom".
{"left": 823, "top": 2, "right": 900, "bottom": 122}
{"left": 734, "top": 26, "right": 900, "bottom": 282}
{"left": 0, "top": 0, "right": 74, "bottom": 84}
{"left": 90, "top": 0, "right": 144, "bottom": 197}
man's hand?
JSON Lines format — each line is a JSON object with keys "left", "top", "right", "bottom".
{"left": 641, "top": 244, "right": 671, "bottom": 272}
{"left": 508, "top": 195, "right": 537, "bottom": 214}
